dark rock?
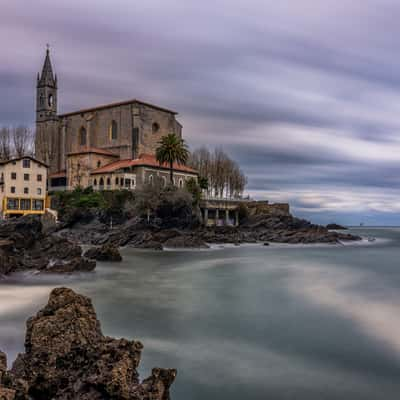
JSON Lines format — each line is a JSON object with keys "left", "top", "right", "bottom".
{"left": 53, "top": 202, "right": 361, "bottom": 248}
{"left": 1, "top": 287, "right": 176, "bottom": 400}
{"left": 0, "top": 216, "right": 96, "bottom": 276}
{"left": 84, "top": 245, "right": 122, "bottom": 262}
{"left": 326, "top": 223, "right": 347, "bottom": 230}
{"left": 45, "top": 257, "right": 96, "bottom": 273}
{"left": 0, "top": 387, "right": 16, "bottom": 400}
{"left": 163, "top": 235, "right": 209, "bottom": 249}
{"left": 135, "top": 240, "right": 164, "bottom": 250}
{"left": 0, "top": 351, "right": 6, "bottom": 380}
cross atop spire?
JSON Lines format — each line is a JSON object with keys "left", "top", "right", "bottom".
{"left": 38, "top": 46, "right": 56, "bottom": 88}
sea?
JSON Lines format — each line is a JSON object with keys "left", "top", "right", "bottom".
{"left": 1, "top": 227, "right": 400, "bottom": 399}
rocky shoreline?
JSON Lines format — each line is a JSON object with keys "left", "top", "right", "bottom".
{"left": 57, "top": 206, "right": 361, "bottom": 251}
{"left": 0, "top": 287, "right": 176, "bottom": 399}
{"left": 0, "top": 204, "right": 362, "bottom": 277}
{"left": 0, "top": 216, "right": 95, "bottom": 277}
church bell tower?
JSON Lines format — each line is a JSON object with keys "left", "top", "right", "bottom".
{"left": 35, "top": 47, "right": 60, "bottom": 172}
{"left": 36, "top": 47, "right": 58, "bottom": 123}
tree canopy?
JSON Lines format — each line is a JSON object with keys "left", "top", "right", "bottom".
{"left": 156, "top": 134, "right": 189, "bottom": 184}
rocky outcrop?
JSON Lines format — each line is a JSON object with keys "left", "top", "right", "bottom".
{"left": 239, "top": 214, "right": 358, "bottom": 244}
{"left": 0, "top": 216, "right": 95, "bottom": 276}
{"left": 0, "top": 287, "right": 176, "bottom": 400}
{"left": 57, "top": 202, "right": 361, "bottom": 248}
{"left": 326, "top": 223, "right": 347, "bottom": 230}
{"left": 84, "top": 244, "right": 123, "bottom": 261}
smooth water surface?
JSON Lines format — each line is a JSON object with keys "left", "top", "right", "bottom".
{"left": 1, "top": 228, "right": 400, "bottom": 399}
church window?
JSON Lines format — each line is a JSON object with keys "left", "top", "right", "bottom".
{"left": 109, "top": 120, "right": 118, "bottom": 140}
{"left": 48, "top": 94, "right": 53, "bottom": 107}
{"left": 40, "top": 95, "right": 44, "bottom": 107}
{"left": 97, "top": 161, "right": 101, "bottom": 168}
{"left": 152, "top": 122, "right": 160, "bottom": 133}
{"left": 107, "top": 177, "right": 111, "bottom": 186}
{"left": 149, "top": 175, "right": 153, "bottom": 185}
{"left": 79, "top": 127, "right": 87, "bottom": 146}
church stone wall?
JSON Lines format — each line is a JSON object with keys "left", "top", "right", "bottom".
{"left": 61, "top": 102, "right": 182, "bottom": 162}
{"left": 134, "top": 104, "right": 182, "bottom": 157}
{"left": 67, "top": 153, "right": 117, "bottom": 189}
{"left": 35, "top": 120, "right": 62, "bottom": 174}
{"left": 62, "top": 107, "right": 132, "bottom": 159}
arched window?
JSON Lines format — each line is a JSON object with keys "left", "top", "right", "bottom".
{"left": 97, "top": 161, "right": 101, "bottom": 168}
{"left": 132, "top": 178, "right": 135, "bottom": 187}
{"left": 99, "top": 177, "right": 104, "bottom": 188}
{"left": 115, "top": 177, "right": 119, "bottom": 185}
{"left": 161, "top": 176, "right": 167, "bottom": 188}
{"left": 107, "top": 177, "right": 111, "bottom": 186}
{"left": 109, "top": 120, "right": 118, "bottom": 140}
{"left": 94, "top": 179, "right": 97, "bottom": 186}
{"left": 79, "top": 127, "right": 87, "bottom": 146}
{"left": 149, "top": 175, "right": 153, "bottom": 186}
{"left": 179, "top": 179, "right": 183, "bottom": 188}
{"left": 120, "top": 178, "right": 124, "bottom": 186}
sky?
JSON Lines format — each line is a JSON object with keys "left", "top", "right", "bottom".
{"left": 1, "top": 0, "right": 400, "bottom": 225}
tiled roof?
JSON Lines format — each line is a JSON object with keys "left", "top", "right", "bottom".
{"left": 91, "top": 154, "right": 198, "bottom": 175}
{"left": 0, "top": 156, "right": 49, "bottom": 168}
{"left": 49, "top": 170, "right": 67, "bottom": 178}
{"left": 59, "top": 99, "right": 177, "bottom": 117}
{"left": 67, "top": 147, "right": 119, "bottom": 157}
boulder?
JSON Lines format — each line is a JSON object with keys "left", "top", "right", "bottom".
{"left": 0, "top": 216, "right": 96, "bottom": 276}
{"left": 2, "top": 287, "right": 176, "bottom": 400}
{"left": 84, "top": 245, "right": 122, "bottom": 262}
{"left": 0, "top": 387, "right": 16, "bottom": 400}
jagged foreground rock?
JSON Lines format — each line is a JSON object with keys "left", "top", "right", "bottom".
{"left": 0, "top": 288, "right": 176, "bottom": 399}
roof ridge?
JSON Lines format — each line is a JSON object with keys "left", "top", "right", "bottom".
{"left": 58, "top": 99, "right": 178, "bottom": 117}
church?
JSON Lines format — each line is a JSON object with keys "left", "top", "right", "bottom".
{"left": 35, "top": 49, "right": 197, "bottom": 191}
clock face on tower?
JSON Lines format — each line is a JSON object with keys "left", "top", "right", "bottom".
{"left": 48, "top": 94, "right": 53, "bottom": 107}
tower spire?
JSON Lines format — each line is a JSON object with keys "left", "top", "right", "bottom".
{"left": 38, "top": 45, "right": 56, "bottom": 88}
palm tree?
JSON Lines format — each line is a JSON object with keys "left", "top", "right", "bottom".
{"left": 156, "top": 134, "right": 189, "bottom": 184}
